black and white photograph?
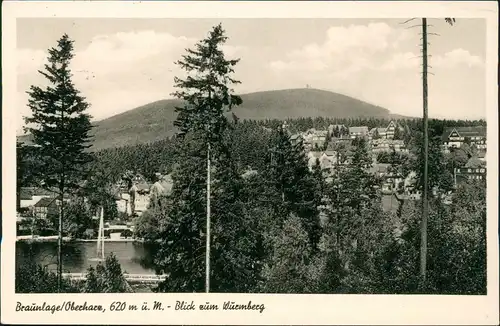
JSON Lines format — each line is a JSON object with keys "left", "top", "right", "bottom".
{"left": 2, "top": 1, "right": 499, "bottom": 325}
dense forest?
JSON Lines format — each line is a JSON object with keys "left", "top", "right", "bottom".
{"left": 86, "top": 116, "right": 486, "bottom": 184}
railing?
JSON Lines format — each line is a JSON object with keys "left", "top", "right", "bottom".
{"left": 62, "top": 273, "right": 167, "bottom": 282}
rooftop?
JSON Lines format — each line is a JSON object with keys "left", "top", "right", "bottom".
{"left": 34, "top": 197, "right": 58, "bottom": 207}
{"left": 323, "top": 150, "right": 337, "bottom": 156}
{"left": 465, "top": 157, "right": 486, "bottom": 168}
{"left": 442, "top": 126, "right": 486, "bottom": 140}
{"left": 349, "top": 126, "right": 369, "bottom": 133}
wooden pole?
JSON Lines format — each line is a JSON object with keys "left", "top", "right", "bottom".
{"left": 420, "top": 17, "right": 429, "bottom": 288}
{"left": 205, "top": 142, "right": 211, "bottom": 293}
{"left": 57, "top": 198, "right": 63, "bottom": 292}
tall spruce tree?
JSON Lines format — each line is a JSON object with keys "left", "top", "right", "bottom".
{"left": 155, "top": 24, "right": 242, "bottom": 292}
{"left": 154, "top": 133, "right": 207, "bottom": 292}
{"left": 172, "top": 23, "right": 242, "bottom": 142}
{"left": 23, "top": 34, "right": 93, "bottom": 292}
{"left": 266, "top": 127, "right": 321, "bottom": 250}
{"left": 319, "top": 137, "right": 383, "bottom": 292}
{"left": 210, "top": 133, "right": 264, "bottom": 292}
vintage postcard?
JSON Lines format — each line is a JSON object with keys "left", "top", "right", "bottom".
{"left": 2, "top": 1, "right": 499, "bottom": 325}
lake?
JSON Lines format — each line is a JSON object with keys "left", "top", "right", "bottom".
{"left": 16, "top": 241, "right": 159, "bottom": 275}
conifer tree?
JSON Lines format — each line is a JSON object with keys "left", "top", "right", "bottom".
{"left": 23, "top": 34, "right": 93, "bottom": 292}
{"left": 412, "top": 132, "right": 453, "bottom": 195}
{"left": 16, "top": 141, "right": 39, "bottom": 211}
{"left": 320, "top": 137, "right": 384, "bottom": 291}
{"left": 337, "top": 137, "right": 379, "bottom": 213}
{"left": 162, "top": 23, "right": 242, "bottom": 292}
{"left": 210, "top": 134, "right": 264, "bottom": 292}
{"left": 172, "top": 23, "right": 242, "bottom": 142}
{"left": 154, "top": 133, "right": 207, "bottom": 292}
{"left": 266, "top": 127, "right": 321, "bottom": 249}
{"left": 83, "top": 253, "right": 129, "bottom": 293}
{"left": 261, "top": 214, "right": 315, "bottom": 293}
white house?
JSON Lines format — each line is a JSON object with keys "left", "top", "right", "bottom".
{"left": 441, "top": 126, "right": 486, "bottom": 150}
{"left": 307, "top": 151, "right": 322, "bottom": 171}
{"left": 348, "top": 126, "right": 369, "bottom": 139}
{"left": 20, "top": 195, "right": 51, "bottom": 209}
{"left": 385, "top": 120, "right": 400, "bottom": 139}
{"left": 115, "top": 193, "right": 132, "bottom": 215}
{"left": 307, "top": 151, "right": 337, "bottom": 171}
{"left": 319, "top": 151, "right": 338, "bottom": 170}
{"left": 371, "top": 139, "right": 408, "bottom": 153}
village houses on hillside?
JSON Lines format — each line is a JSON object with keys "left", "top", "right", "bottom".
{"left": 288, "top": 120, "right": 486, "bottom": 211}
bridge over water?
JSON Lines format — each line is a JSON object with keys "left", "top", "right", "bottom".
{"left": 63, "top": 273, "right": 167, "bottom": 283}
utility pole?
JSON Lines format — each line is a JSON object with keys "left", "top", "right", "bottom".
{"left": 420, "top": 17, "right": 429, "bottom": 288}
{"left": 205, "top": 141, "right": 211, "bottom": 293}
{"left": 57, "top": 197, "right": 63, "bottom": 292}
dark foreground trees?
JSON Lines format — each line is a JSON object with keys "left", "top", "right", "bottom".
{"left": 23, "top": 34, "right": 94, "bottom": 292}
{"left": 16, "top": 253, "right": 131, "bottom": 293}
{"left": 154, "top": 23, "right": 254, "bottom": 293}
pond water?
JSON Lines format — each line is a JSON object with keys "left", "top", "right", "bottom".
{"left": 16, "top": 241, "right": 159, "bottom": 275}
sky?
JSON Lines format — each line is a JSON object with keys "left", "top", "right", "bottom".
{"left": 16, "top": 18, "right": 486, "bottom": 134}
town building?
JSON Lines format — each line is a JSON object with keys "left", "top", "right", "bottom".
{"left": 127, "top": 174, "right": 151, "bottom": 216}
{"left": 311, "top": 130, "right": 328, "bottom": 149}
{"left": 370, "top": 139, "right": 408, "bottom": 153}
{"left": 18, "top": 187, "right": 54, "bottom": 210}
{"left": 33, "top": 197, "right": 59, "bottom": 219}
{"left": 369, "top": 120, "right": 403, "bottom": 140}
{"left": 348, "top": 126, "right": 369, "bottom": 139}
{"left": 115, "top": 193, "right": 132, "bottom": 215}
{"left": 328, "top": 124, "right": 347, "bottom": 137}
{"left": 368, "top": 163, "right": 390, "bottom": 178}
{"left": 298, "top": 129, "right": 328, "bottom": 150}
{"left": 118, "top": 173, "right": 174, "bottom": 217}
{"left": 307, "top": 151, "right": 321, "bottom": 170}
{"left": 384, "top": 120, "right": 401, "bottom": 139}
{"left": 454, "top": 166, "right": 486, "bottom": 184}
{"left": 369, "top": 127, "right": 387, "bottom": 139}
{"left": 441, "top": 126, "right": 486, "bottom": 151}
{"left": 150, "top": 174, "right": 174, "bottom": 204}
{"left": 307, "top": 151, "right": 338, "bottom": 171}
{"left": 290, "top": 133, "right": 302, "bottom": 145}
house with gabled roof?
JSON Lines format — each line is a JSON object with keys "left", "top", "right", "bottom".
{"left": 441, "top": 126, "right": 486, "bottom": 150}
{"left": 319, "top": 151, "right": 337, "bottom": 170}
{"left": 369, "top": 120, "right": 403, "bottom": 140}
{"left": 385, "top": 120, "right": 401, "bottom": 139}
{"left": 371, "top": 139, "right": 407, "bottom": 153}
{"left": 33, "top": 197, "right": 59, "bottom": 219}
{"left": 369, "top": 127, "right": 387, "bottom": 139}
{"left": 307, "top": 150, "right": 338, "bottom": 171}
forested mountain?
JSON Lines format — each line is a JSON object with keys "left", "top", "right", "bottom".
{"left": 18, "top": 88, "right": 411, "bottom": 150}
